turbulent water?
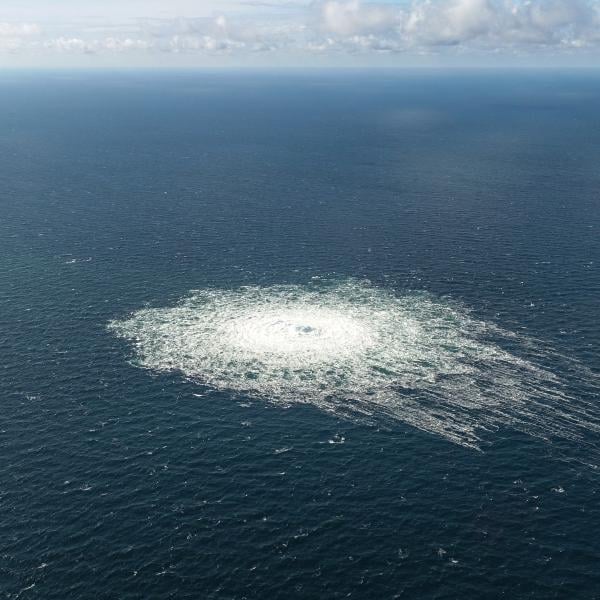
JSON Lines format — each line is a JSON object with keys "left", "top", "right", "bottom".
{"left": 110, "top": 279, "right": 599, "bottom": 452}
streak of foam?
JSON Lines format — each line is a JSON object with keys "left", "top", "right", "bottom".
{"left": 109, "top": 279, "right": 600, "bottom": 455}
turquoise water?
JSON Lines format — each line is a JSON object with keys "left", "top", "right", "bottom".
{"left": 1, "top": 71, "right": 599, "bottom": 598}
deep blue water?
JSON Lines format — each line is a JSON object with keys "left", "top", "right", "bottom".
{"left": 1, "top": 71, "right": 599, "bottom": 599}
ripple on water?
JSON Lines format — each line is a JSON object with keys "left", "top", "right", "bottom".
{"left": 109, "top": 279, "right": 600, "bottom": 454}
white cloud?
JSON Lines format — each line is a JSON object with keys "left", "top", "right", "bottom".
{"left": 45, "top": 36, "right": 150, "bottom": 54}
{"left": 168, "top": 34, "right": 245, "bottom": 53}
{"left": 312, "top": 0, "right": 600, "bottom": 52}
{"left": 405, "top": 0, "right": 498, "bottom": 46}
{"left": 2, "top": 1, "right": 600, "bottom": 64}
{"left": 318, "top": 0, "right": 397, "bottom": 36}
{"left": 0, "top": 21, "right": 42, "bottom": 52}
{"left": 0, "top": 22, "right": 41, "bottom": 37}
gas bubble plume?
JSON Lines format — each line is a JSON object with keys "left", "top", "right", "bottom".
{"left": 109, "top": 279, "right": 600, "bottom": 452}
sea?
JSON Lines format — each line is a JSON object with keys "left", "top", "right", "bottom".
{"left": 1, "top": 70, "right": 599, "bottom": 599}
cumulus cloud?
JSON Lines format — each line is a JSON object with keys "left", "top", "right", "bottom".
{"left": 2, "top": 1, "right": 600, "bottom": 62}
{"left": 318, "top": 0, "right": 397, "bottom": 35}
{"left": 405, "top": 0, "right": 498, "bottom": 46}
{"left": 310, "top": 0, "right": 600, "bottom": 53}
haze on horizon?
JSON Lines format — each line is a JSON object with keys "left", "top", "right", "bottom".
{"left": 2, "top": 0, "right": 600, "bottom": 68}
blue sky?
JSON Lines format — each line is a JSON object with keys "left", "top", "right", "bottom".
{"left": 1, "top": 0, "right": 600, "bottom": 68}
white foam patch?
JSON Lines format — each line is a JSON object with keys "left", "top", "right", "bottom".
{"left": 109, "top": 279, "right": 600, "bottom": 452}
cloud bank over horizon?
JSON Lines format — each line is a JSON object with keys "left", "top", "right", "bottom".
{"left": 2, "top": 0, "right": 600, "bottom": 67}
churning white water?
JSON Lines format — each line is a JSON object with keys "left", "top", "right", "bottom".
{"left": 109, "top": 279, "right": 600, "bottom": 451}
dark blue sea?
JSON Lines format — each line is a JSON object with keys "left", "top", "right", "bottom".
{"left": 1, "top": 70, "right": 599, "bottom": 599}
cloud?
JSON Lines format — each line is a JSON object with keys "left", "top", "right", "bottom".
{"left": 45, "top": 36, "right": 150, "bottom": 54}
{"left": 2, "top": 1, "right": 600, "bottom": 63}
{"left": 0, "top": 22, "right": 41, "bottom": 37}
{"left": 0, "top": 21, "right": 42, "bottom": 52}
{"left": 168, "top": 33, "right": 245, "bottom": 53}
{"left": 508, "top": 0, "right": 600, "bottom": 45}
{"left": 311, "top": 0, "right": 600, "bottom": 53}
{"left": 318, "top": 0, "right": 398, "bottom": 36}
{"left": 405, "top": 0, "right": 498, "bottom": 46}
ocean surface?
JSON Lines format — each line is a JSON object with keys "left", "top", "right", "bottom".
{"left": 1, "top": 70, "right": 599, "bottom": 599}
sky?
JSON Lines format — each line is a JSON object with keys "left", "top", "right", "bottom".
{"left": 1, "top": 0, "right": 600, "bottom": 68}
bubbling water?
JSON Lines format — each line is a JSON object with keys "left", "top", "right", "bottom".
{"left": 223, "top": 308, "right": 372, "bottom": 357}
{"left": 109, "top": 279, "right": 600, "bottom": 452}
